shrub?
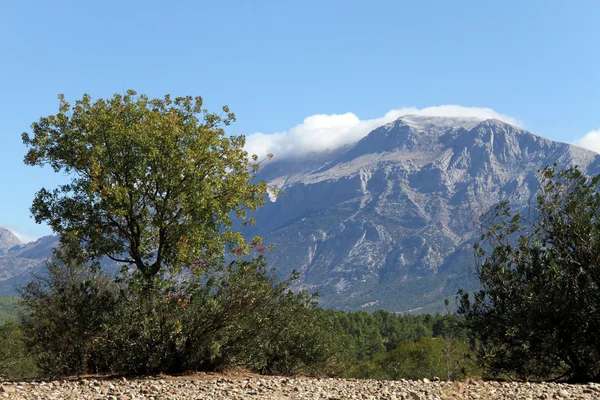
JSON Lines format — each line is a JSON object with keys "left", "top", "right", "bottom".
{"left": 0, "top": 320, "right": 38, "bottom": 379}
{"left": 20, "top": 250, "right": 119, "bottom": 376}
{"left": 348, "top": 337, "right": 477, "bottom": 381}
{"left": 20, "top": 252, "right": 341, "bottom": 376}
{"left": 459, "top": 166, "right": 600, "bottom": 381}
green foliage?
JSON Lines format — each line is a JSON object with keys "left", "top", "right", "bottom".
{"left": 377, "top": 337, "right": 476, "bottom": 380}
{"left": 19, "top": 251, "right": 339, "bottom": 377}
{"left": 0, "top": 297, "right": 21, "bottom": 323}
{"left": 332, "top": 310, "right": 477, "bottom": 380}
{"left": 20, "top": 249, "right": 120, "bottom": 375}
{"left": 16, "top": 90, "right": 341, "bottom": 378}
{"left": 0, "top": 320, "right": 38, "bottom": 378}
{"left": 22, "top": 90, "right": 269, "bottom": 282}
{"left": 459, "top": 165, "right": 600, "bottom": 382}
{"left": 16, "top": 90, "right": 478, "bottom": 381}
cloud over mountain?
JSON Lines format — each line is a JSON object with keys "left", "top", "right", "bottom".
{"left": 575, "top": 129, "right": 600, "bottom": 154}
{"left": 245, "top": 115, "right": 599, "bottom": 311}
{"left": 244, "top": 105, "right": 522, "bottom": 160}
{"left": 9, "top": 231, "right": 36, "bottom": 244}
{"left": 5, "top": 227, "right": 36, "bottom": 244}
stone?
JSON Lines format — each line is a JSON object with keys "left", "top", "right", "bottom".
{"left": 0, "top": 375, "right": 590, "bottom": 399}
{"left": 149, "top": 384, "right": 161, "bottom": 393}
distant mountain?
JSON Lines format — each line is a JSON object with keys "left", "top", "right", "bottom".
{"left": 1, "top": 115, "right": 598, "bottom": 311}
{"left": 0, "top": 232, "right": 58, "bottom": 295}
{"left": 245, "top": 115, "right": 600, "bottom": 312}
{"left": 0, "top": 227, "right": 23, "bottom": 254}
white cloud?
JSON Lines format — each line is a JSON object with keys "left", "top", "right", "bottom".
{"left": 7, "top": 228, "right": 37, "bottom": 244}
{"left": 575, "top": 129, "right": 600, "bottom": 154}
{"left": 244, "top": 105, "right": 522, "bottom": 160}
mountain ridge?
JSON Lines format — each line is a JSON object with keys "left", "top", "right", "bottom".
{"left": 246, "top": 115, "right": 600, "bottom": 311}
{"left": 0, "top": 227, "right": 23, "bottom": 254}
{"left": 0, "top": 231, "right": 58, "bottom": 290}
{"left": 1, "top": 116, "right": 598, "bottom": 311}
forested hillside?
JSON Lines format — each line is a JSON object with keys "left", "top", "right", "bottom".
{"left": 0, "top": 297, "right": 20, "bottom": 323}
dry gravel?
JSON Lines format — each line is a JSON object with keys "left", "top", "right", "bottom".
{"left": 1, "top": 374, "right": 599, "bottom": 400}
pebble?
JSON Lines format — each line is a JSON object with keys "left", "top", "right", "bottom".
{"left": 0, "top": 375, "right": 596, "bottom": 399}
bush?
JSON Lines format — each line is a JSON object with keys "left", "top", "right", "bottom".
{"left": 20, "top": 252, "right": 341, "bottom": 376}
{"left": 347, "top": 337, "right": 477, "bottom": 381}
{"left": 0, "top": 297, "right": 21, "bottom": 324}
{"left": 0, "top": 320, "right": 38, "bottom": 378}
{"left": 458, "top": 166, "right": 600, "bottom": 382}
{"left": 380, "top": 337, "right": 475, "bottom": 380}
{"left": 20, "top": 251, "right": 119, "bottom": 376}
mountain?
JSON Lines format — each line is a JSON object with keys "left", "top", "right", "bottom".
{"left": 245, "top": 115, "right": 600, "bottom": 312}
{"left": 0, "top": 228, "right": 23, "bottom": 254}
{"left": 0, "top": 233, "right": 58, "bottom": 295}
{"left": 1, "top": 115, "right": 598, "bottom": 311}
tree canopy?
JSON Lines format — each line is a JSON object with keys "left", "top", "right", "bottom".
{"left": 458, "top": 165, "right": 600, "bottom": 382}
{"left": 23, "top": 90, "right": 268, "bottom": 281}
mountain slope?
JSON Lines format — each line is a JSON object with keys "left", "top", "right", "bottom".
{"left": 0, "top": 234, "right": 58, "bottom": 294}
{"left": 0, "top": 227, "right": 22, "bottom": 254}
{"left": 247, "top": 115, "right": 600, "bottom": 311}
{"left": 1, "top": 116, "right": 598, "bottom": 310}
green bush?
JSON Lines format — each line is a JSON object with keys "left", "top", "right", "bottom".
{"left": 0, "top": 297, "right": 21, "bottom": 323}
{"left": 20, "top": 252, "right": 119, "bottom": 376}
{"left": 20, "top": 252, "right": 341, "bottom": 377}
{"left": 96, "top": 257, "right": 341, "bottom": 375}
{"left": 0, "top": 320, "right": 38, "bottom": 379}
{"left": 380, "top": 337, "right": 475, "bottom": 380}
{"left": 346, "top": 337, "right": 478, "bottom": 381}
{"left": 459, "top": 166, "right": 600, "bottom": 382}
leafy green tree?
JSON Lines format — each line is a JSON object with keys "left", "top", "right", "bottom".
{"left": 331, "top": 309, "right": 474, "bottom": 380}
{"left": 459, "top": 166, "right": 600, "bottom": 382}
{"left": 22, "top": 90, "right": 268, "bottom": 283}
{"left": 19, "top": 90, "right": 346, "bottom": 377}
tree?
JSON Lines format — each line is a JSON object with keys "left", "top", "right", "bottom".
{"left": 23, "top": 90, "right": 268, "bottom": 282}
{"left": 19, "top": 92, "right": 345, "bottom": 377}
{"left": 458, "top": 165, "right": 600, "bottom": 382}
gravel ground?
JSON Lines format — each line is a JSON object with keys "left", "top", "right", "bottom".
{"left": 1, "top": 374, "right": 599, "bottom": 400}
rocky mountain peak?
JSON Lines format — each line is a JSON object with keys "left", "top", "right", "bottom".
{"left": 2, "top": 116, "right": 599, "bottom": 311}
{"left": 0, "top": 227, "right": 22, "bottom": 254}
{"left": 334, "top": 116, "right": 525, "bottom": 165}
{"left": 392, "top": 114, "right": 484, "bottom": 132}
{"left": 246, "top": 117, "right": 600, "bottom": 312}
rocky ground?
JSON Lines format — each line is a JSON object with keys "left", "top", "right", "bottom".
{"left": 1, "top": 374, "right": 600, "bottom": 400}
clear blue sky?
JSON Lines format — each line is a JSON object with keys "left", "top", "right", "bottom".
{"left": 1, "top": 0, "right": 599, "bottom": 241}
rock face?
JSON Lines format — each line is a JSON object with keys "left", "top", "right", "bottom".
{"left": 0, "top": 233, "right": 58, "bottom": 295}
{"left": 0, "top": 232, "right": 122, "bottom": 296}
{"left": 247, "top": 115, "right": 600, "bottom": 311}
{"left": 1, "top": 116, "right": 599, "bottom": 311}
{"left": 0, "top": 228, "right": 22, "bottom": 254}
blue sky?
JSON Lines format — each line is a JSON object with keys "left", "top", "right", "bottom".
{"left": 1, "top": 0, "right": 599, "bottom": 241}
